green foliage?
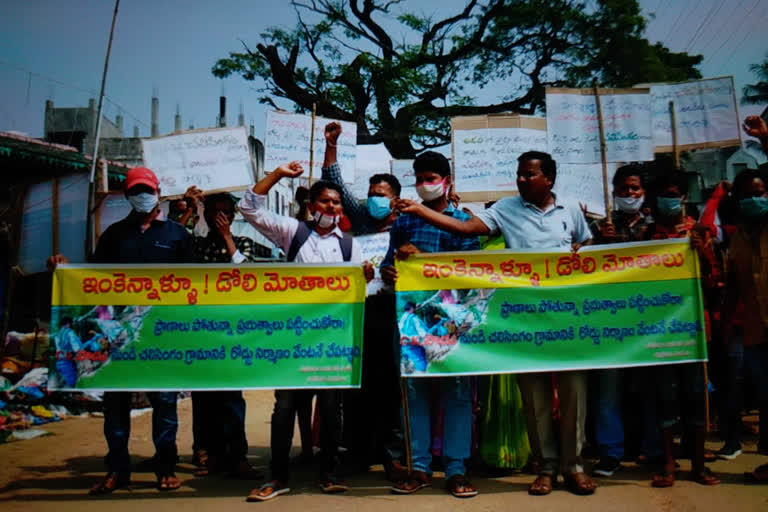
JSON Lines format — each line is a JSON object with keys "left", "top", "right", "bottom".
{"left": 212, "top": 0, "right": 702, "bottom": 158}
{"left": 742, "top": 52, "right": 768, "bottom": 106}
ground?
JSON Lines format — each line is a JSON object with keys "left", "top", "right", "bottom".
{"left": 0, "top": 390, "right": 766, "bottom": 511}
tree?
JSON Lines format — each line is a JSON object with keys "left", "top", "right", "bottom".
{"left": 742, "top": 52, "right": 768, "bottom": 106}
{"left": 213, "top": 0, "right": 702, "bottom": 158}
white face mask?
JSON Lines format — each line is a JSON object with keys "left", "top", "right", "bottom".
{"left": 127, "top": 192, "right": 159, "bottom": 213}
{"left": 614, "top": 195, "right": 644, "bottom": 214}
{"left": 416, "top": 178, "right": 446, "bottom": 201}
{"left": 312, "top": 210, "right": 339, "bottom": 229}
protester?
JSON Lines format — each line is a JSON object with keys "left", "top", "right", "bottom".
{"left": 238, "top": 161, "right": 360, "bottom": 501}
{"left": 380, "top": 150, "right": 480, "bottom": 498}
{"left": 588, "top": 165, "right": 655, "bottom": 477}
{"left": 48, "top": 166, "right": 192, "bottom": 494}
{"left": 183, "top": 188, "right": 261, "bottom": 479}
{"left": 397, "top": 150, "right": 595, "bottom": 496}
{"left": 725, "top": 114, "right": 768, "bottom": 481}
{"left": 320, "top": 121, "right": 406, "bottom": 479}
{"left": 641, "top": 170, "right": 720, "bottom": 487}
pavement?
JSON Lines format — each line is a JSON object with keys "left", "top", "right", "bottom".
{"left": 0, "top": 390, "right": 767, "bottom": 511}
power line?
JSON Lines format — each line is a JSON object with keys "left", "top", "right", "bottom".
{"left": 694, "top": 0, "right": 750, "bottom": 55}
{"left": 664, "top": 0, "right": 701, "bottom": 49}
{"left": 707, "top": 0, "right": 761, "bottom": 64}
{"left": 0, "top": 58, "right": 150, "bottom": 129}
{"left": 684, "top": 0, "right": 722, "bottom": 51}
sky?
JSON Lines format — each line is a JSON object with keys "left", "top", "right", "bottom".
{"left": 1, "top": 0, "right": 766, "bottom": 144}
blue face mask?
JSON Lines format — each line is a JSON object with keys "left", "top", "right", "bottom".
{"left": 739, "top": 197, "right": 768, "bottom": 219}
{"left": 657, "top": 197, "right": 682, "bottom": 217}
{"left": 367, "top": 195, "right": 392, "bottom": 219}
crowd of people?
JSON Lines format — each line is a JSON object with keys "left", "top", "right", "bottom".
{"left": 46, "top": 115, "right": 768, "bottom": 500}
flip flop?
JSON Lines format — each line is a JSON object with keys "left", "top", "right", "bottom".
{"left": 652, "top": 468, "right": 676, "bottom": 488}
{"left": 446, "top": 474, "right": 478, "bottom": 498}
{"left": 528, "top": 475, "right": 554, "bottom": 496}
{"left": 246, "top": 481, "right": 290, "bottom": 502}
{"left": 391, "top": 470, "right": 432, "bottom": 494}
{"left": 89, "top": 473, "right": 130, "bottom": 495}
{"left": 158, "top": 474, "right": 181, "bottom": 491}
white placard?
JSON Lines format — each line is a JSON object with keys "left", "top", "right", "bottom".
{"left": 264, "top": 111, "right": 357, "bottom": 184}
{"left": 453, "top": 127, "right": 547, "bottom": 193}
{"left": 553, "top": 162, "right": 618, "bottom": 215}
{"left": 546, "top": 89, "right": 653, "bottom": 163}
{"left": 645, "top": 77, "right": 740, "bottom": 151}
{"left": 391, "top": 159, "right": 417, "bottom": 200}
{"left": 357, "top": 232, "right": 392, "bottom": 296}
{"left": 141, "top": 126, "right": 254, "bottom": 197}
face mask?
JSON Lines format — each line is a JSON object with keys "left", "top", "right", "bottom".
{"left": 739, "top": 197, "right": 768, "bottom": 219}
{"left": 127, "top": 192, "right": 158, "bottom": 213}
{"left": 312, "top": 210, "right": 339, "bottom": 229}
{"left": 657, "top": 197, "right": 682, "bottom": 217}
{"left": 416, "top": 178, "right": 446, "bottom": 201}
{"left": 614, "top": 195, "right": 644, "bottom": 214}
{"left": 367, "top": 196, "right": 392, "bottom": 219}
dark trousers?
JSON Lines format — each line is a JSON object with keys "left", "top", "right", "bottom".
{"left": 270, "top": 389, "right": 341, "bottom": 483}
{"left": 344, "top": 294, "right": 403, "bottom": 466}
{"left": 192, "top": 391, "right": 248, "bottom": 465}
{"left": 103, "top": 391, "right": 178, "bottom": 476}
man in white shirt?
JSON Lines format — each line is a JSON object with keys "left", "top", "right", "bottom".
{"left": 238, "top": 161, "right": 361, "bottom": 501}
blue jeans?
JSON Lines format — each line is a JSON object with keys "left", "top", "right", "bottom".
{"left": 103, "top": 391, "right": 178, "bottom": 476}
{"left": 594, "top": 369, "right": 624, "bottom": 459}
{"left": 406, "top": 376, "right": 472, "bottom": 478}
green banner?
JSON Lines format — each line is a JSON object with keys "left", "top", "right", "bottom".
{"left": 395, "top": 240, "right": 707, "bottom": 376}
{"left": 49, "top": 263, "right": 365, "bottom": 390}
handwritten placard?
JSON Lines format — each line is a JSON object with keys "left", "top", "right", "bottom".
{"left": 141, "top": 126, "right": 254, "bottom": 197}
{"left": 553, "top": 162, "right": 618, "bottom": 215}
{"left": 265, "top": 111, "right": 357, "bottom": 184}
{"left": 357, "top": 232, "right": 392, "bottom": 296}
{"left": 391, "top": 159, "right": 417, "bottom": 200}
{"left": 546, "top": 88, "right": 653, "bottom": 164}
{"left": 642, "top": 77, "right": 741, "bottom": 152}
{"left": 451, "top": 115, "right": 547, "bottom": 202}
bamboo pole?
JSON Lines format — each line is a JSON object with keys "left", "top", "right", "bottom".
{"left": 400, "top": 377, "right": 414, "bottom": 473}
{"left": 669, "top": 101, "right": 680, "bottom": 170}
{"left": 52, "top": 177, "right": 60, "bottom": 255}
{"left": 593, "top": 81, "right": 611, "bottom": 218}
{"left": 85, "top": 0, "right": 120, "bottom": 259}
{"left": 309, "top": 103, "right": 317, "bottom": 184}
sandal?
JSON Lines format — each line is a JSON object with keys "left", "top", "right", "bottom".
{"left": 246, "top": 480, "right": 290, "bottom": 502}
{"left": 89, "top": 472, "right": 130, "bottom": 495}
{"left": 446, "top": 474, "right": 478, "bottom": 498}
{"left": 319, "top": 479, "right": 349, "bottom": 493}
{"left": 157, "top": 473, "right": 181, "bottom": 491}
{"left": 564, "top": 472, "right": 597, "bottom": 495}
{"left": 652, "top": 468, "right": 676, "bottom": 488}
{"left": 692, "top": 467, "right": 720, "bottom": 486}
{"left": 391, "top": 470, "right": 432, "bottom": 494}
{"left": 528, "top": 474, "right": 554, "bottom": 496}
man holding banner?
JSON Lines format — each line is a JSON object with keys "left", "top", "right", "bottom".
{"left": 48, "top": 166, "right": 192, "bottom": 494}
{"left": 382, "top": 150, "right": 481, "bottom": 498}
{"left": 238, "top": 161, "right": 361, "bottom": 500}
{"left": 397, "top": 151, "right": 596, "bottom": 496}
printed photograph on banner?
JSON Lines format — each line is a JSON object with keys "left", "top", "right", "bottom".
{"left": 391, "top": 159, "right": 418, "bottom": 200}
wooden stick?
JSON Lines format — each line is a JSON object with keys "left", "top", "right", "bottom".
{"left": 670, "top": 101, "right": 680, "bottom": 170}
{"left": 400, "top": 377, "right": 414, "bottom": 473}
{"left": 309, "top": 102, "right": 317, "bottom": 185}
{"left": 593, "top": 81, "right": 611, "bottom": 218}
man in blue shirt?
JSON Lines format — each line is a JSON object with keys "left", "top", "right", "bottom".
{"left": 396, "top": 151, "right": 595, "bottom": 496}
{"left": 49, "top": 166, "right": 191, "bottom": 494}
{"left": 383, "top": 151, "right": 480, "bottom": 499}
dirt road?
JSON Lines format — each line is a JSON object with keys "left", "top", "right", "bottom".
{"left": 1, "top": 390, "right": 766, "bottom": 511}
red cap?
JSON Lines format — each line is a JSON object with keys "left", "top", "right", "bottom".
{"left": 125, "top": 166, "right": 159, "bottom": 191}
